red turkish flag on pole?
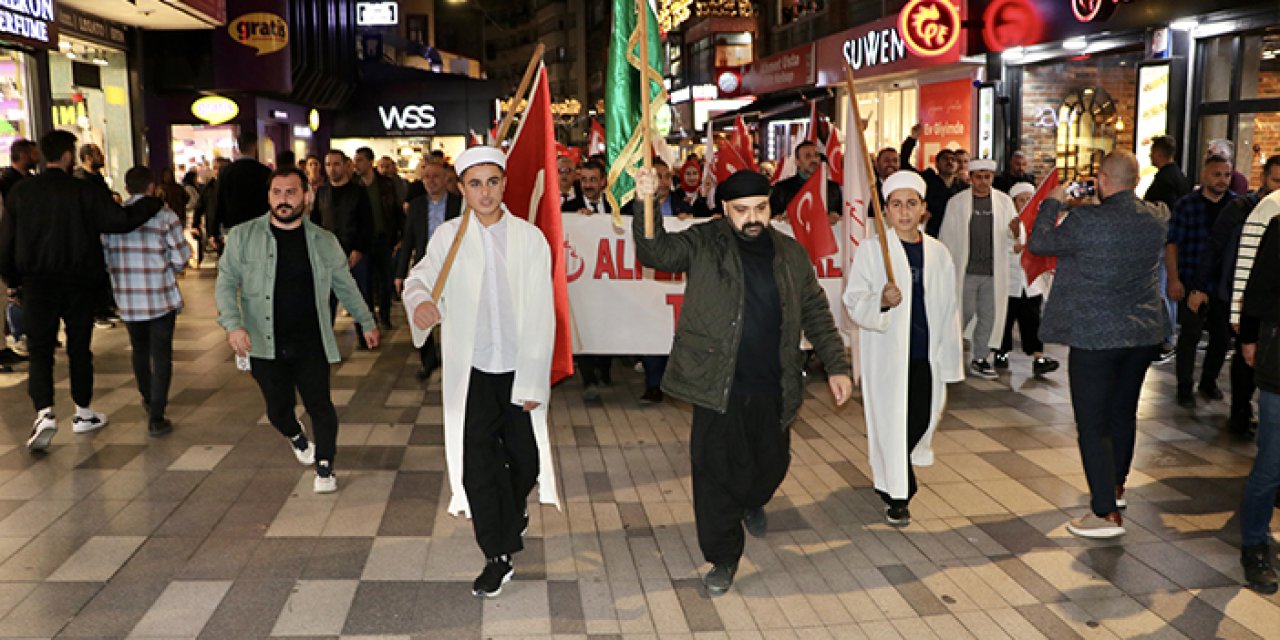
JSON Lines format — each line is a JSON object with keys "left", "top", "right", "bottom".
{"left": 785, "top": 163, "right": 839, "bottom": 264}
{"left": 733, "top": 116, "right": 757, "bottom": 171}
{"left": 806, "top": 100, "right": 820, "bottom": 142}
{"left": 825, "top": 123, "right": 844, "bottom": 186}
{"left": 1019, "top": 172, "right": 1060, "bottom": 286}
{"left": 712, "top": 137, "right": 750, "bottom": 183}
{"left": 588, "top": 119, "right": 606, "bottom": 156}
{"left": 504, "top": 63, "right": 574, "bottom": 384}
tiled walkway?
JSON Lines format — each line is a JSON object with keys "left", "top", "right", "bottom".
{"left": 0, "top": 266, "right": 1277, "bottom": 639}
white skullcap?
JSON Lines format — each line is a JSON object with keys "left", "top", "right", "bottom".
{"left": 454, "top": 145, "right": 506, "bottom": 177}
{"left": 882, "top": 170, "right": 927, "bottom": 199}
{"left": 1009, "top": 182, "right": 1035, "bottom": 198}
{"left": 969, "top": 158, "right": 998, "bottom": 173}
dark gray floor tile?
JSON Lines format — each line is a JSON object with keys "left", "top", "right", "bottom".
{"left": 341, "top": 581, "right": 423, "bottom": 635}
{"left": 56, "top": 578, "right": 168, "bottom": 637}
{"left": 991, "top": 555, "right": 1067, "bottom": 604}
{"left": 573, "top": 426, "right": 598, "bottom": 446}
{"left": 879, "top": 564, "right": 949, "bottom": 617}
{"left": 209, "top": 497, "right": 287, "bottom": 538}
{"left": 238, "top": 537, "right": 315, "bottom": 579}
{"left": 408, "top": 424, "right": 444, "bottom": 444}
{"left": 0, "top": 536, "right": 82, "bottom": 582}
{"left": 1014, "top": 603, "right": 1085, "bottom": 640}
{"left": 413, "top": 581, "right": 483, "bottom": 638}
{"left": 1133, "top": 592, "right": 1265, "bottom": 640}
{"left": 74, "top": 445, "right": 146, "bottom": 470}
{"left": 673, "top": 577, "right": 724, "bottom": 632}
{"left": 153, "top": 499, "right": 233, "bottom": 537}
{"left": 547, "top": 579, "right": 586, "bottom": 634}
{"left": 0, "top": 582, "right": 101, "bottom": 638}
{"left": 618, "top": 502, "right": 652, "bottom": 538}
{"left": 1125, "top": 542, "right": 1237, "bottom": 590}
{"left": 341, "top": 445, "right": 406, "bottom": 470}
{"left": 198, "top": 579, "right": 296, "bottom": 639}
{"left": 111, "top": 536, "right": 203, "bottom": 582}
{"left": 99, "top": 500, "right": 181, "bottom": 536}
{"left": 972, "top": 516, "right": 1051, "bottom": 555}
{"left": 302, "top": 537, "right": 374, "bottom": 579}
{"left": 584, "top": 471, "right": 613, "bottom": 502}
{"left": 516, "top": 537, "right": 546, "bottom": 581}
{"left": 1070, "top": 546, "right": 1181, "bottom": 595}
{"left": 180, "top": 536, "right": 259, "bottom": 579}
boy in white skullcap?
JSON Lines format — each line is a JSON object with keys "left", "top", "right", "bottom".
{"left": 402, "top": 145, "right": 559, "bottom": 598}
{"left": 996, "top": 182, "right": 1060, "bottom": 376}
{"left": 843, "top": 171, "right": 964, "bottom": 526}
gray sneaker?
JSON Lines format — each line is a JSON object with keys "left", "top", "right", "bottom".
{"left": 703, "top": 561, "right": 738, "bottom": 596}
{"left": 743, "top": 507, "right": 767, "bottom": 538}
{"left": 1066, "top": 512, "right": 1125, "bottom": 539}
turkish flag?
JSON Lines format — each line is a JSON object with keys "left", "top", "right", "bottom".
{"left": 712, "top": 137, "right": 751, "bottom": 183}
{"left": 504, "top": 63, "right": 574, "bottom": 384}
{"left": 1019, "top": 172, "right": 1059, "bottom": 286}
{"left": 733, "top": 116, "right": 758, "bottom": 171}
{"left": 556, "top": 142, "right": 582, "bottom": 166}
{"left": 825, "top": 123, "right": 844, "bottom": 186}
{"left": 588, "top": 119, "right": 606, "bottom": 156}
{"left": 785, "top": 163, "right": 839, "bottom": 264}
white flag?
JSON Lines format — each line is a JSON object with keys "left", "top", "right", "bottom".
{"left": 842, "top": 93, "right": 872, "bottom": 382}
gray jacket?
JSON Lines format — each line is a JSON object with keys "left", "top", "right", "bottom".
{"left": 1027, "top": 190, "right": 1171, "bottom": 350}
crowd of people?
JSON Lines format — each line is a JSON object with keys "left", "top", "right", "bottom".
{"left": 2, "top": 120, "right": 1280, "bottom": 599}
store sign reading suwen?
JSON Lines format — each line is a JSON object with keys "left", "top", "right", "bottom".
{"left": 840, "top": 0, "right": 960, "bottom": 71}
{"left": 378, "top": 104, "right": 436, "bottom": 131}
{"left": 0, "top": 0, "right": 54, "bottom": 46}
{"left": 843, "top": 26, "right": 906, "bottom": 70}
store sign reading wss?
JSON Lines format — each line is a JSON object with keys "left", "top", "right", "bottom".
{"left": 378, "top": 104, "right": 436, "bottom": 131}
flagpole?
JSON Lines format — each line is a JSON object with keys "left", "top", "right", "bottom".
{"left": 636, "top": 0, "right": 656, "bottom": 239}
{"left": 431, "top": 43, "right": 546, "bottom": 303}
{"left": 844, "top": 66, "right": 895, "bottom": 286}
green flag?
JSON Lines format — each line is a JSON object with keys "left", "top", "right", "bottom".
{"left": 604, "top": 0, "right": 665, "bottom": 218}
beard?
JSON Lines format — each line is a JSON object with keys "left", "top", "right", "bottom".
{"left": 271, "top": 203, "right": 305, "bottom": 224}
{"left": 734, "top": 221, "right": 766, "bottom": 241}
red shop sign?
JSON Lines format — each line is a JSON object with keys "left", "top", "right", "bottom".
{"left": 815, "top": 0, "right": 966, "bottom": 86}
{"left": 741, "top": 44, "right": 815, "bottom": 95}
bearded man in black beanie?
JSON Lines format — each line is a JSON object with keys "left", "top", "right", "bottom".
{"left": 631, "top": 168, "right": 853, "bottom": 595}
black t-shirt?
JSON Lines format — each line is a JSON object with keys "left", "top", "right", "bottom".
{"left": 902, "top": 239, "right": 930, "bottom": 360}
{"left": 271, "top": 224, "right": 322, "bottom": 357}
{"left": 733, "top": 231, "right": 783, "bottom": 393}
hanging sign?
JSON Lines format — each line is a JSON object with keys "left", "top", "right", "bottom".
{"left": 192, "top": 96, "right": 240, "bottom": 125}
{"left": 228, "top": 11, "right": 289, "bottom": 56}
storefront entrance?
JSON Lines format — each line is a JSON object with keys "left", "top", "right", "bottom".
{"left": 1193, "top": 25, "right": 1280, "bottom": 186}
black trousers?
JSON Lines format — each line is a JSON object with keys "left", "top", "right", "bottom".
{"left": 1175, "top": 298, "right": 1230, "bottom": 395}
{"left": 23, "top": 279, "right": 95, "bottom": 411}
{"left": 577, "top": 355, "right": 612, "bottom": 386}
{"left": 124, "top": 312, "right": 176, "bottom": 422}
{"left": 366, "top": 237, "right": 395, "bottom": 325}
{"left": 250, "top": 344, "right": 339, "bottom": 466}
{"left": 1000, "top": 293, "right": 1044, "bottom": 355}
{"left": 464, "top": 368, "right": 539, "bottom": 558}
{"left": 419, "top": 332, "right": 438, "bottom": 373}
{"left": 1231, "top": 333, "right": 1256, "bottom": 423}
{"left": 1069, "top": 345, "right": 1158, "bottom": 516}
{"left": 877, "top": 360, "right": 933, "bottom": 508}
{"left": 691, "top": 393, "right": 787, "bottom": 566}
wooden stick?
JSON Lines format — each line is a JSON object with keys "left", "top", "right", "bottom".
{"left": 430, "top": 43, "right": 546, "bottom": 303}
{"left": 844, "top": 65, "right": 895, "bottom": 286}
{"left": 636, "top": 0, "right": 655, "bottom": 239}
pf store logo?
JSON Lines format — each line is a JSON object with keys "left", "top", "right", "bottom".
{"left": 899, "top": 0, "right": 962, "bottom": 58}
{"left": 229, "top": 12, "right": 289, "bottom": 56}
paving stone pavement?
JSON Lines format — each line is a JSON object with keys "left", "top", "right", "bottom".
{"left": 0, "top": 266, "right": 1277, "bottom": 639}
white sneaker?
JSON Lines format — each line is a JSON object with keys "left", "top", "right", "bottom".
{"left": 313, "top": 474, "right": 338, "bottom": 494}
{"left": 10, "top": 336, "right": 27, "bottom": 358}
{"left": 26, "top": 411, "right": 56, "bottom": 452}
{"left": 291, "top": 436, "right": 315, "bottom": 466}
{"left": 71, "top": 410, "right": 109, "bottom": 434}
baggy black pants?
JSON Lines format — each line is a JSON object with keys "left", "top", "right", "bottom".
{"left": 1000, "top": 293, "right": 1044, "bottom": 355}
{"left": 250, "top": 344, "right": 339, "bottom": 466}
{"left": 23, "top": 278, "right": 96, "bottom": 411}
{"left": 690, "top": 393, "right": 787, "bottom": 566}
{"left": 124, "top": 311, "right": 176, "bottom": 422}
{"left": 1175, "top": 298, "right": 1229, "bottom": 396}
{"left": 464, "top": 368, "right": 539, "bottom": 558}
{"left": 876, "top": 360, "right": 933, "bottom": 508}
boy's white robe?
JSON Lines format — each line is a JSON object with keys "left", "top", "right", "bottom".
{"left": 402, "top": 208, "right": 560, "bottom": 517}
{"left": 938, "top": 188, "right": 1018, "bottom": 350}
{"left": 843, "top": 230, "right": 965, "bottom": 500}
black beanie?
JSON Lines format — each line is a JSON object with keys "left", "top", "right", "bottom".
{"left": 717, "top": 170, "right": 771, "bottom": 202}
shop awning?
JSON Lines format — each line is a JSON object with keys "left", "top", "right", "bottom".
{"left": 709, "top": 86, "right": 834, "bottom": 127}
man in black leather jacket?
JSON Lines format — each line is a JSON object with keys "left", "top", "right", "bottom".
{"left": 0, "top": 130, "right": 164, "bottom": 453}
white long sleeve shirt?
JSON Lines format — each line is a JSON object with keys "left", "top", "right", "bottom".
{"left": 472, "top": 215, "right": 519, "bottom": 373}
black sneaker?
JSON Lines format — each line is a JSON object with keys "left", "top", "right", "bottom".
{"left": 992, "top": 352, "right": 1010, "bottom": 370}
{"left": 521, "top": 511, "right": 529, "bottom": 537}
{"left": 1242, "top": 544, "right": 1278, "bottom": 594}
{"left": 1155, "top": 344, "right": 1176, "bottom": 364}
{"left": 1032, "top": 356, "right": 1060, "bottom": 376}
{"left": 743, "top": 507, "right": 767, "bottom": 538}
{"left": 148, "top": 418, "right": 173, "bottom": 438}
{"left": 472, "top": 555, "right": 514, "bottom": 597}
{"left": 639, "top": 387, "right": 664, "bottom": 404}
{"left": 885, "top": 505, "right": 910, "bottom": 526}
{"left": 703, "top": 561, "right": 738, "bottom": 595}
{"left": 969, "top": 359, "right": 997, "bottom": 380}
{"left": 1199, "top": 385, "right": 1224, "bottom": 401}
{"left": 1176, "top": 392, "right": 1196, "bottom": 409}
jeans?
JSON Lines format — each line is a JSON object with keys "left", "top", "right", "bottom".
{"left": 1241, "top": 390, "right": 1280, "bottom": 547}
{"left": 124, "top": 312, "right": 176, "bottom": 422}
{"left": 962, "top": 274, "right": 996, "bottom": 358}
{"left": 641, "top": 355, "right": 667, "bottom": 389}
{"left": 23, "top": 279, "right": 96, "bottom": 411}
{"left": 1068, "top": 344, "right": 1159, "bottom": 517}
{"left": 1175, "top": 297, "right": 1230, "bottom": 395}
{"left": 249, "top": 343, "right": 339, "bottom": 467}
{"left": 1159, "top": 261, "right": 1176, "bottom": 345}
{"left": 5, "top": 300, "right": 22, "bottom": 340}
{"left": 330, "top": 254, "right": 370, "bottom": 337}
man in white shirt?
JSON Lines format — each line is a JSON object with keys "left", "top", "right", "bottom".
{"left": 403, "top": 146, "right": 558, "bottom": 599}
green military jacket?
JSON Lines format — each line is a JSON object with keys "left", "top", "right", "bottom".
{"left": 215, "top": 214, "right": 374, "bottom": 363}
{"left": 633, "top": 211, "right": 852, "bottom": 427}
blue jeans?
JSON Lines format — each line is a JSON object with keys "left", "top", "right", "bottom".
{"left": 1158, "top": 260, "right": 1176, "bottom": 345}
{"left": 5, "top": 300, "right": 22, "bottom": 340}
{"left": 1241, "top": 390, "right": 1280, "bottom": 547}
{"left": 641, "top": 355, "right": 667, "bottom": 388}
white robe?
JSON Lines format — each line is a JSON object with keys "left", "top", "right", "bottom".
{"left": 843, "top": 230, "right": 964, "bottom": 500}
{"left": 402, "top": 208, "right": 560, "bottom": 517}
{"left": 938, "top": 188, "right": 1018, "bottom": 350}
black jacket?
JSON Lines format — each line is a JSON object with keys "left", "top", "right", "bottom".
{"left": 0, "top": 166, "right": 30, "bottom": 199}
{"left": 769, "top": 173, "right": 841, "bottom": 219}
{"left": 900, "top": 136, "right": 968, "bottom": 236}
{"left": 562, "top": 195, "right": 611, "bottom": 213}
{"left": 397, "top": 192, "right": 462, "bottom": 278}
{"left": 365, "top": 172, "right": 403, "bottom": 245}
{"left": 212, "top": 157, "right": 271, "bottom": 233}
{"left": 1242, "top": 217, "right": 1280, "bottom": 392}
{"left": 0, "top": 168, "right": 163, "bottom": 286}
{"left": 1195, "top": 191, "right": 1261, "bottom": 301}
{"left": 73, "top": 167, "right": 110, "bottom": 195}
{"left": 314, "top": 180, "right": 374, "bottom": 255}
{"left": 994, "top": 171, "right": 1036, "bottom": 193}
{"left": 1144, "top": 163, "right": 1192, "bottom": 212}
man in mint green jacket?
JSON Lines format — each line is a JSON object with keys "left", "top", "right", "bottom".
{"left": 216, "top": 167, "right": 379, "bottom": 493}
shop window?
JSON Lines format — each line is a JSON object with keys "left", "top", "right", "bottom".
{"left": 1199, "top": 112, "right": 1276, "bottom": 188}
{"left": 0, "top": 51, "right": 32, "bottom": 162}
{"left": 1055, "top": 87, "right": 1118, "bottom": 182}
{"left": 1192, "top": 26, "right": 1280, "bottom": 186}
{"left": 777, "top": 0, "right": 826, "bottom": 25}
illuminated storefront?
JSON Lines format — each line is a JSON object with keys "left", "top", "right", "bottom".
{"left": 0, "top": 0, "right": 57, "bottom": 162}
